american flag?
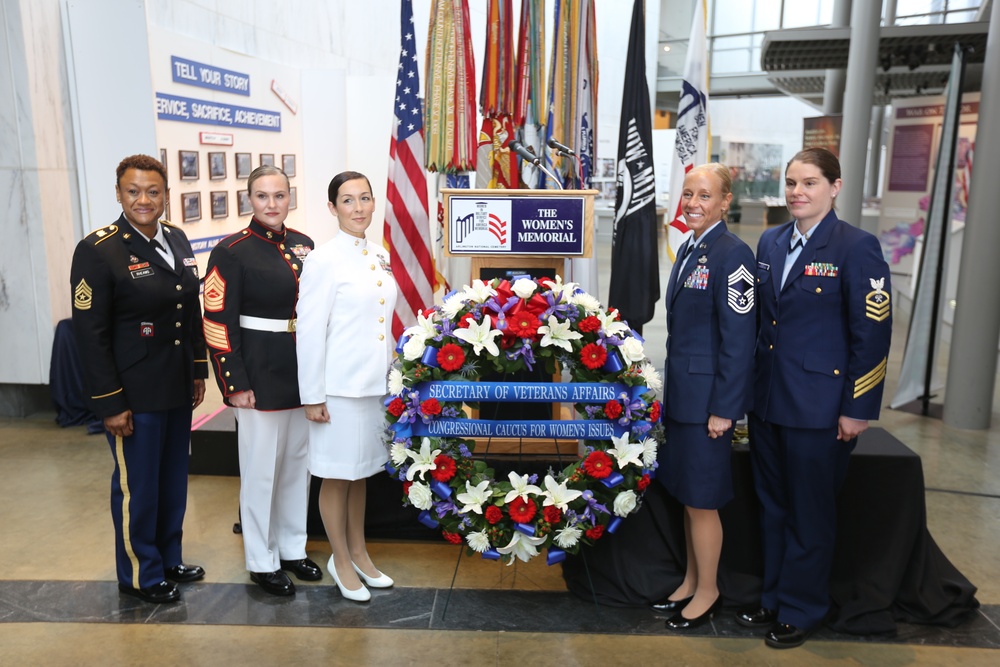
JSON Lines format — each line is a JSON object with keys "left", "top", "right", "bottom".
{"left": 384, "top": 0, "right": 434, "bottom": 341}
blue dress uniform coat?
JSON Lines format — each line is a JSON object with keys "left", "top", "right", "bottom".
{"left": 659, "top": 222, "right": 756, "bottom": 508}
{"left": 750, "top": 210, "right": 892, "bottom": 631}
{"left": 70, "top": 216, "right": 208, "bottom": 590}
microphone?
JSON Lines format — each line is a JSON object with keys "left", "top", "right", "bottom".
{"left": 509, "top": 140, "right": 540, "bottom": 166}
{"left": 547, "top": 138, "right": 576, "bottom": 157}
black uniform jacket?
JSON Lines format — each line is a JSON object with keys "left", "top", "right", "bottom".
{"left": 203, "top": 218, "right": 313, "bottom": 410}
{"left": 70, "top": 216, "right": 208, "bottom": 419}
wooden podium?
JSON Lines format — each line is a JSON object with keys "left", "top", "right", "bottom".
{"left": 441, "top": 188, "right": 598, "bottom": 456}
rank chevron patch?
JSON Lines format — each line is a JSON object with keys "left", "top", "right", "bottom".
{"left": 203, "top": 267, "right": 226, "bottom": 312}
{"left": 727, "top": 265, "right": 755, "bottom": 314}
{"left": 74, "top": 279, "right": 93, "bottom": 310}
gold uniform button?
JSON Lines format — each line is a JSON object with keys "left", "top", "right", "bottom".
{"left": 220, "top": 357, "right": 226, "bottom": 363}
{"left": 175, "top": 322, "right": 181, "bottom": 328}
{"left": 815, "top": 287, "right": 822, "bottom": 294}
{"left": 292, "top": 264, "right": 299, "bottom": 270}
{"left": 772, "top": 320, "right": 776, "bottom": 326}
{"left": 362, "top": 249, "right": 369, "bottom": 256}
{"left": 175, "top": 285, "right": 182, "bottom": 291}
{"left": 379, "top": 298, "right": 385, "bottom": 305}
{"left": 285, "top": 254, "right": 291, "bottom": 260}
{"left": 769, "top": 344, "right": 774, "bottom": 350}
{"left": 377, "top": 280, "right": 382, "bottom": 287}
{"left": 174, "top": 339, "right": 180, "bottom": 346}
{"left": 834, "top": 369, "right": 840, "bottom": 376}
{"left": 279, "top": 244, "right": 285, "bottom": 250}
{"left": 370, "top": 264, "right": 376, "bottom": 270}
{"left": 378, "top": 334, "right": 385, "bottom": 341}
{"left": 757, "top": 277, "right": 761, "bottom": 283}
{"left": 176, "top": 304, "right": 182, "bottom": 310}
{"left": 225, "top": 371, "right": 231, "bottom": 378}
{"left": 378, "top": 316, "right": 385, "bottom": 323}
{"left": 228, "top": 385, "right": 234, "bottom": 391}
{"left": 242, "top": 230, "right": 249, "bottom": 235}
{"left": 266, "top": 231, "right": 273, "bottom": 238}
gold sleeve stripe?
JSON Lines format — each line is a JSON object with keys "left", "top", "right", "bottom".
{"left": 203, "top": 319, "right": 231, "bottom": 352}
{"left": 854, "top": 357, "right": 888, "bottom": 399}
{"left": 204, "top": 267, "right": 226, "bottom": 312}
{"left": 91, "top": 387, "right": 124, "bottom": 399}
{"left": 195, "top": 358, "right": 208, "bottom": 363}
{"left": 74, "top": 279, "right": 93, "bottom": 310}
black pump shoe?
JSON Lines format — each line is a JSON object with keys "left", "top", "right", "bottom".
{"left": 665, "top": 596, "right": 722, "bottom": 630}
{"left": 650, "top": 595, "right": 693, "bottom": 613}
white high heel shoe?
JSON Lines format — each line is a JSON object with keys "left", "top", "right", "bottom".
{"left": 328, "top": 554, "right": 370, "bottom": 602}
{"left": 352, "top": 561, "right": 394, "bottom": 588}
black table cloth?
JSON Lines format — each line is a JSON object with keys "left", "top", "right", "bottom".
{"left": 561, "top": 428, "right": 979, "bottom": 634}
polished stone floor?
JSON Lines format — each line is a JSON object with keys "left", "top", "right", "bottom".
{"left": 3, "top": 220, "right": 1000, "bottom": 665}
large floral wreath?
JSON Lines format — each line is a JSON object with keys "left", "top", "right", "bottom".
{"left": 383, "top": 275, "right": 662, "bottom": 564}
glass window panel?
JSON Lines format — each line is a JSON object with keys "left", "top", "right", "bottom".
{"left": 754, "top": 1, "right": 781, "bottom": 31}
{"left": 713, "top": 34, "right": 752, "bottom": 50}
{"left": 783, "top": 0, "right": 835, "bottom": 28}
{"left": 712, "top": 49, "right": 753, "bottom": 74}
{"left": 713, "top": 0, "right": 753, "bottom": 35}
{"left": 750, "top": 47, "right": 762, "bottom": 72}
{"left": 945, "top": 9, "right": 979, "bottom": 22}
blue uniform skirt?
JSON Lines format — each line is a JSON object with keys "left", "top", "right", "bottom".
{"left": 658, "top": 416, "right": 735, "bottom": 509}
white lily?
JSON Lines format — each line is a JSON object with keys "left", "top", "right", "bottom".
{"left": 639, "top": 362, "right": 663, "bottom": 393}
{"left": 389, "top": 442, "right": 409, "bottom": 468}
{"left": 596, "top": 308, "right": 631, "bottom": 338}
{"left": 503, "top": 471, "right": 543, "bottom": 503}
{"left": 387, "top": 367, "right": 404, "bottom": 396}
{"left": 541, "top": 275, "right": 579, "bottom": 301}
{"left": 402, "top": 309, "right": 438, "bottom": 343}
{"left": 455, "top": 479, "right": 492, "bottom": 514}
{"left": 608, "top": 433, "right": 645, "bottom": 469}
{"left": 464, "top": 279, "right": 497, "bottom": 304}
{"left": 553, "top": 524, "right": 583, "bottom": 549}
{"left": 639, "top": 437, "right": 658, "bottom": 467}
{"left": 540, "top": 474, "right": 583, "bottom": 512}
{"left": 466, "top": 530, "right": 491, "bottom": 553}
{"left": 405, "top": 437, "right": 441, "bottom": 481}
{"left": 496, "top": 531, "right": 548, "bottom": 564}
{"left": 538, "top": 315, "right": 583, "bottom": 352}
{"left": 453, "top": 316, "right": 502, "bottom": 357}
{"left": 511, "top": 278, "right": 538, "bottom": 300}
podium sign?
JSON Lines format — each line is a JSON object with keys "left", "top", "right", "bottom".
{"left": 443, "top": 190, "right": 595, "bottom": 257}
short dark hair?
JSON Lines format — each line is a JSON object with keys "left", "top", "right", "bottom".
{"left": 787, "top": 147, "right": 841, "bottom": 184}
{"left": 328, "top": 171, "right": 372, "bottom": 203}
{"left": 116, "top": 154, "right": 167, "bottom": 188}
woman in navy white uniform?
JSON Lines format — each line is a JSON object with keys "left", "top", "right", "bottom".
{"left": 71, "top": 154, "right": 208, "bottom": 604}
{"left": 203, "top": 165, "right": 321, "bottom": 596}
{"left": 740, "top": 148, "right": 892, "bottom": 648}
{"left": 296, "top": 171, "right": 397, "bottom": 602}
{"left": 655, "top": 163, "right": 757, "bottom": 629}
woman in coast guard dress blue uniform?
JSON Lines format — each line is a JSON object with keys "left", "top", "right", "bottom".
{"left": 296, "top": 171, "right": 397, "bottom": 603}
{"left": 71, "top": 154, "right": 208, "bottom": 604}
{"left": 739, "top": 148, "right": 892, "bottom": 649}
{"left": 655, "top": 163, "right": 757, "bottom": 629}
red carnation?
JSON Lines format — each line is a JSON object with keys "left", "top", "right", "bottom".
{"left": 604, "top": 400, "right": 623, "bottom": 419}
{"left": 508, "top": 497, "right": 537, "bottom": 523}
{"left": 583, "top": 450, "right": 614, "bottom": 479}
{"left": 578, "top": 316, "right": 601, "bottom": 333}
{"left": 580, "top": 343, "right": 608, "bottom": 370}
{"left": 458, "top": 312, "right": 477, "bottom": 328}
{"left": 387, "top": 397, "right": 406, "bottom": 417}
{"left": 437, "top": 343, "right": 465, "bottom": 372}
{"left": 430, "top": 454, "right": 457, "bottom": 482}
{"left": 649, "top": 400, "right": 661, "bottom": 423}
{"left": 499, "top": 335, "right": 517, "bottom": 350}
{"left": 507, "top": 312, "right": 541, "bottom": 339}
{"left": 402, "top": 481, "right": 412, "bottom": 496}
{"left": 420, "top": 398, "right": 442, "bottom": 417}
{"left": 484, "top": 505, "right": 503, "bottom": 524}
{"left": 585, "top": 524, "right": 605, "bottom": 540}
{"left": 543, "top": 506, "right": 562, "bottom": 524}
{"left": 442, "top": 530, "right": 462, "bottom": 544}
{"left": 637, "top": 474, "right": 651, "bottom": 491}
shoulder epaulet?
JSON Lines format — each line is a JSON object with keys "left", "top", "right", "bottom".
{"left": 225, "top": 229, "right": 252, "bottom": 248}
{"left": 161, "top": 219, "right": 177, "bottom": 228}
{"left": 85, "top": 223, "right": 120, "bottom": 245}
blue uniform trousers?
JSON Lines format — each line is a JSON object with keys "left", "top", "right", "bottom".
{"left": 106, "top": 406, "right": 191, "bottom": 589}
{"left": 748, "top": 412, "right": 855, "bottom": 630}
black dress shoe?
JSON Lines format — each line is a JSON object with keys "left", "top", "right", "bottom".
{"left": 735, "top": 606, "right": 777, "bottom": 628}
{"left": 665, "top": 596, "right": 722, "bottom": 630}
{"left": 650, "top": 595, "right": 693, "bottom": 613}
{"left": 165, "top": 563, "right": 205, "bottom": 583}
{"left": 118, "top": 581, "right": 180, "bottom": 604}
{"left": 280, "top": 558, "right": 323, "bottom": 581}
{"left": 250, "top": 570, "right": 296, "bottom": 596}
{"left": 765, "top": 622, "right": 812, "bottom": 649}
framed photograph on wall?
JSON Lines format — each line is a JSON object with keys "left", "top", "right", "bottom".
{"left": 235, "top": 152, "right": 252, "bottom": 179}
{"left": 237, "top": 190, "right": 252, "bottom": 216}
{"left": 159, "top": 148, "right": 167, "bottom": 169}
{"left": 208, "top": 152, "right": 227, "bottom": 180}
{"left": 164, "top": 195, "right": 171, "bottom": 221}
{"left": 211, "top": 191, "right": 228, "bottom": 219}
{"left": 179, "top": 150, "right": 199, "bottom": 180}
{"left": 182, "top": 192, "right": 201, "bottom": 222}
{"left": 288, "top": 186, "right": 297, "bottom": 210}
{"left": 260, "top": 153, "right": 275, "bottom": 168}
{"left": 282, "top": 154, "right": 296, "bottom": 178}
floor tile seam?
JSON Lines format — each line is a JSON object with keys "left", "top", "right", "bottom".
{"left": 925, "top": 487, "right": 1000, "bottom": 500}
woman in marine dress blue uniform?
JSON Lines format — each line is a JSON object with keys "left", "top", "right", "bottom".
{"left": 655, "top": 163, "right": 757, "bottom": 629}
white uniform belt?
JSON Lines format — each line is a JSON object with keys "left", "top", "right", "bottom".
{"left": 239, "top": 315, "right": 296, "bottom": 333}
